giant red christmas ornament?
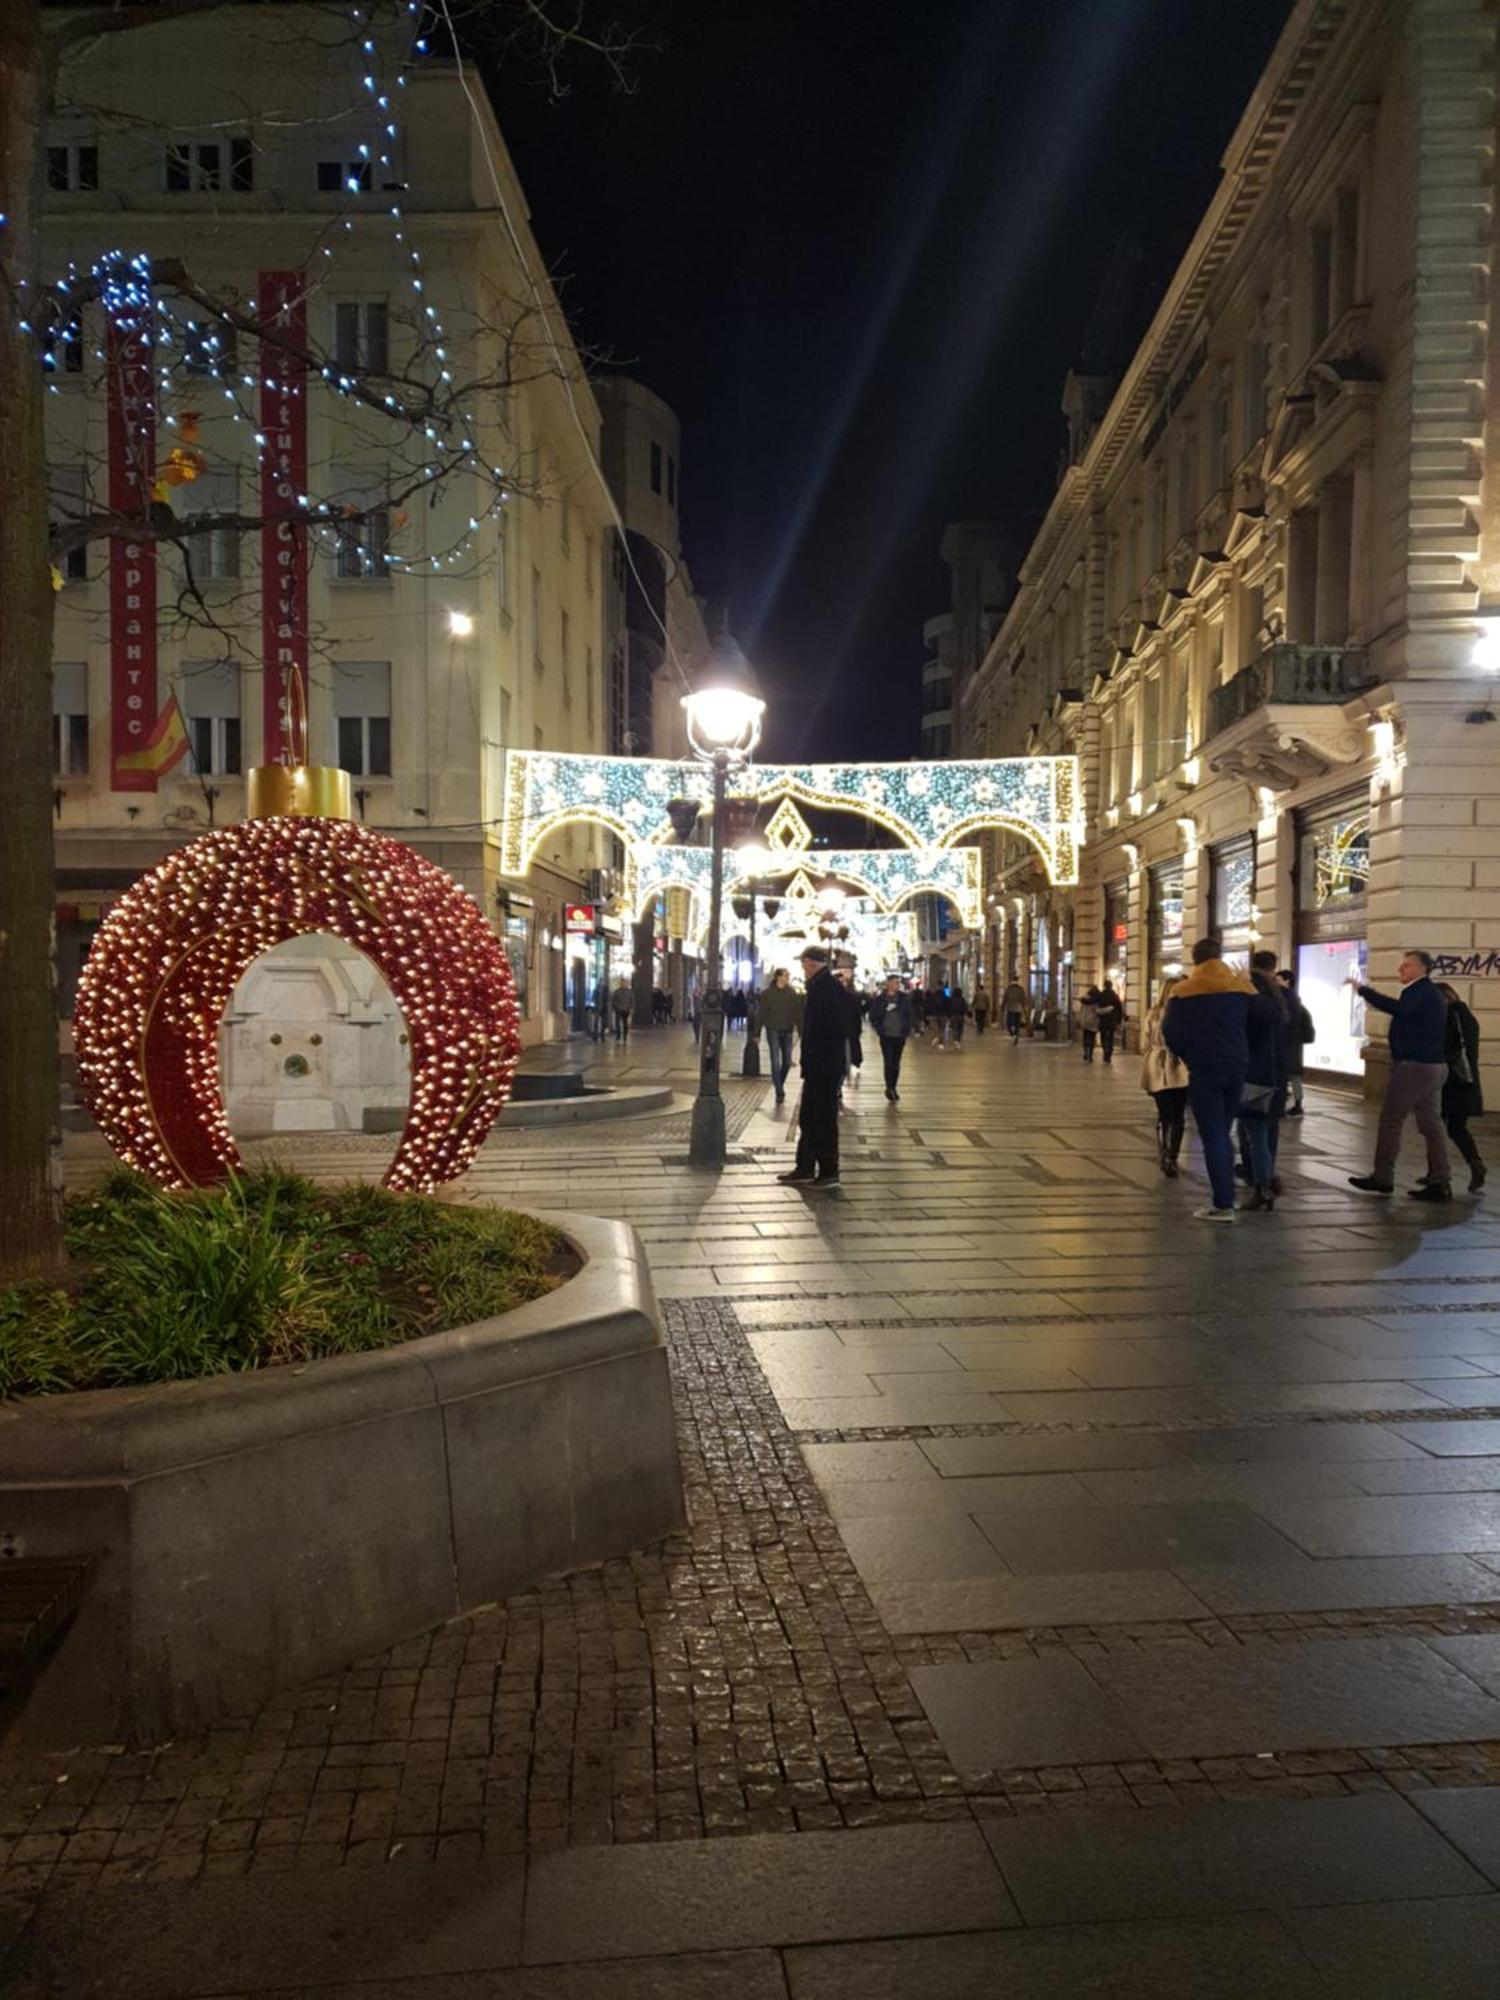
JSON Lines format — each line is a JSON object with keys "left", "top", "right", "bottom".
{"left": 74, "top": 792, "right": 520, "bottom": 1192}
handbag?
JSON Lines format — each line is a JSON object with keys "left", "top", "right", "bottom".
{"left": 1238, "top": 1081, "right": 1275, "bottom": 1116}
{"left": 1451, "top": 1041, "right": 1475, "bottom": 1086}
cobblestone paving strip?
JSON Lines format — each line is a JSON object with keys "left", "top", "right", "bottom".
{"left": 8, "top": 1299, "right": 1500, "bottom": 1897}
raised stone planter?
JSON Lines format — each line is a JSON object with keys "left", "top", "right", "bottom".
{"left": 0, "top": 1212, "right": 683, "bottom": 1747}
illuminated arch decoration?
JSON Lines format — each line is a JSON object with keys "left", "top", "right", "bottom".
{"left": 632, "top": 843, "right": 982, "bottom": 928}
{"left": 709, "top": 895, "right": 922, "bottom": 972}
{"left": 73, "top": 816, "right": 521, "bottom": 1193}
{"left": 503, "top": 751, "right": 1081, "bottom": 883}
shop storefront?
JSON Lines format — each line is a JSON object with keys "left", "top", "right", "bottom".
{"left": 1103, "top": 877, "right": 1130, "bottom": 1009}
{"left": 1146, "top": 858, "right": 1185, "bottom": 1002}
{"left": 1209, "top": 834, "right": 1256, "bottom": 965}
{"left": 502, "top": 896, "right": 533, "bottom": 1021}
{"left": 1294, "top": 790, "right": 1370, "bottom": 1078}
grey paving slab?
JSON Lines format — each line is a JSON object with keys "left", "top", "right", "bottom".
{"left": 1410, "top": 1787, "right": 1500, "bottom": 1888}
{"left": 1406, "top": 1379, "right": 1500, "bottom": 1407}
{"left": 1207, "top": 1381, "right": 1451, "bottom": 1415}
{"left": 1255, "top": 1492, "right": 1500, "bottom": 1557}
{"left": 1165, "top": 1424, "right": 1424, "bottom": 1463}
{"left": 919, "top": 1431, "right": 1179, "bottom": 1477}
{"left": 1173, "top": 1554, "right": 1500, "bottom": 1614}
{"left": 837, "top": 1512, "right": 1012, "bottom": 1582}
{"left": 872, "top": 1570, "right": 1211, "bottom": 1633}
{"left": 1088, "top": 1634, "right": 1500, "bottom": 1758}
{"left": 1391, "top": 1418, "right": 1500, "bottom": 1455}
{"left": 784, "top": 1914, "right": 1321, "bottom": 2000}
{"left": 1286, "top": 1895, "right": 1500, "bottom": 1999}
{"left": 979, "top": 1792, "right": 1487, "bottom": 1924}
{"left": 1075, "top": 1462, "right": 1366, "bottom": 1505}
{"left": 909, "top": 1653, "right": 1149, "bottom": 1769}
{"left": 270, "top": 1955, "right": 791, "bottom": 2000}
{"left": 992, "top": 1387, "right": 1238, "bottom": 1425}
{"left": 0, "top": 1856, "right": 526, "bottom": 1997}
{"left": 817, "top": 1471, "right": 1096, "bottom": 1518}
{"left": 1430, "top": 1633, "right": 1500, "bottom": 1696}
{"left": 869, "top": 1360, "right": 1095, "bottom": 1393}
{"left": 520, "top": 1823, "right": 1018, "bottom": 1962}
{"left": 1346, "top": 1455, "right": 1500, "bottom": 1493}
{"left": 974, "top": 1500, "right": 1302, "bottom": 1575}
{"left": 798, "top": 1441, "right": 935, "bottom": 1483}
{"left": 783, "top": 1392, "right": 1017, "bottom": 1428}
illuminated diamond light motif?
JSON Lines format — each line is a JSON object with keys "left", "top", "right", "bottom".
{"left": 764, "top": 798, "right": 814, "bottom": 853}
{"left": 634, "top": 843, "right": 980, "bottom": 930}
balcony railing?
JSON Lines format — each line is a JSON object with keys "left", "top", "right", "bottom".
{"left": 1207, "top": 643, "right": 1375, "bottom": 741}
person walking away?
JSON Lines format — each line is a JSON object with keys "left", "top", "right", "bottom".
{"left": 1003, "top": 978, "right": 1028, "bottom": 1044}
{"left": 1096, "top": 982, "right": 1124, "bottom": 1063}
{"left": 834, "top": 967, "right": 863, "bottom": 1092}
{"left": 1348, "top": 950, "right": 1453, "bottom": 1201}
{"left": 1236, "top": 955, "right": 1290, "bottom": 1211}
{"left": 611, "top": 978, "right": 633, "bottom": 1042}
{"left": 911, "top": 987, "right": 926, "bottom": 1035}
{"left": 869, "top": 975, "right": 913, "bottom": 1101}
{"left": 1140, "top": 978, "right": 1190, "bottom": 1177}
{"left": 1277, "top": 969, "right": 1314, "bottom": 1113}
{"left": 759, "top": 967, "right": 803, "bottom": 1108}
{"left": 1163, "top": 938, "right": 1257, "bottom": 1223}
{"left": 1079, "top": 987, "right": 1101, "bottom": 1062}
{"left": 780, "top": 946, "right": 844, "bottom": 1185}
{"left": 927, "top": 986, "right": 950, "bottom": 1049}
{"left": 1436, "top": 983, "right": 1485, "bottom": 1192}
{"left": 949, "top": 987, "right": 969, "bottom": 1049}
{"left": 973, "top": 989, "right": 989, "bottom": 1036}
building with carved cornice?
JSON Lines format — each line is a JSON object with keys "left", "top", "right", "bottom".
{"left": 963, "top": 0, "right": 1500, "bottom": 1091}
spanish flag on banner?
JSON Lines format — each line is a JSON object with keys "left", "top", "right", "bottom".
{"left": 116, "top": 695, "right": 190, "bottom": 781}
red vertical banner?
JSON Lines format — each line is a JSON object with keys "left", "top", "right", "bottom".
{"left": 258, "top": 272, "right": 310, "bottom": 765}
{"left": 107, "top": 294, "right": 158, "bottom": 791}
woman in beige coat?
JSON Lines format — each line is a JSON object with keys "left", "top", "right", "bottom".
{"left": 1141, "top": 977, "right": 1191, "bottom": 1176}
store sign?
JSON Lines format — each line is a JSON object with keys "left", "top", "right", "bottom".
{"left": 564, "top": 904, "right": 596, "bottom": 935}
{"left": 106, "top": 295, "right": 158, "bottom": 792}
{"left": 1113, "top": 923, "right": 1129, "bottom": 942}
{"left": 258, "top": 272, "right": 310, "bottom": 763}
{"left": 1432, "top": 951, "right": 1500, "bottom": 978}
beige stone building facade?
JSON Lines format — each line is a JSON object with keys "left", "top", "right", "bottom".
{"left": 44, "top": 6, "right": 617, "bottom": 1049}
{"left": 965, "top": 0, "right": 1500, "bottom": 1092}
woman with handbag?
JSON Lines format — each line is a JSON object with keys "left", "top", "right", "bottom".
{"left": 1140, "top": 978, "right": 1190, "bottom": 1176}
{"left": 1436, "top": 983, "right": 1485, "bottom": 1192}
{"left": 1235, "top": 964, "right": 1288, "bottom": 1211}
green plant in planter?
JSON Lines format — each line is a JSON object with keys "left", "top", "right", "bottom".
{"left": 0, "top": 1170, "right": 565, "bottom": 1399}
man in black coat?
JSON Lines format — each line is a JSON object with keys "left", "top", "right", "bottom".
{"left": 780, "top": 945, "right": 844, "bottom": 1185}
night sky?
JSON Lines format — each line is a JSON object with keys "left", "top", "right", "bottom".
{"left": 496, "top": 0, "right": 1292, "bottom": 764}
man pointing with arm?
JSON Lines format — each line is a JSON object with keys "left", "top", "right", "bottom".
{"left": 1348, "top": 949, "right": 1452, "bottom": 1202}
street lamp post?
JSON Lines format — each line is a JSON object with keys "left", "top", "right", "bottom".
{"left": 682, "top": 638, "right": 766, "bottom": 1167}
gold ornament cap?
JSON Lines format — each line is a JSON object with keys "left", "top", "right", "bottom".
{"left": 246, "top": 764, "right": 353, "bottom": 822}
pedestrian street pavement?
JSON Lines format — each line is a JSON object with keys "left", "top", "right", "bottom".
{"left": 15, "top": 1024, "right": 1500, "bottom": 1994}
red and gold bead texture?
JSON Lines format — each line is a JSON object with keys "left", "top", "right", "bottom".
{"left": 73, "top": 816, "right": 521, "bottom": 1192}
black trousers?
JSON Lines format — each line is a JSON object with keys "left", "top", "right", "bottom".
{"left": 880, "top": 1035, "right": 905, "bottom": 1092}
{"left": 1153, "top": 1085, "right": 1189, "bottom": 1161}
{"left": 1447, "top": 1109, "right": 1484, "bottom": 1168}
{"left": 796, "top": 1076, "right": 841, "bottom": 1177}
{"left": 1100, "top": 1024, "right": 1117, "bottom": 1062}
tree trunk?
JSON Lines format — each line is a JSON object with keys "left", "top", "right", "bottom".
{"left": 0, "top": 0, "right": 65, "bottom": 1281}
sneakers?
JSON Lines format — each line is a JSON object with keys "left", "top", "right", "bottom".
{"left": 1408, "top": 1182, "right": 1452, "bottom": 1203}
{"left": 1473, "top": 1163, "right": 1488, "bottom": 1192}
{"left": 777, "top": 1170, "right": 814, "bottom": 1184}
{"left": 816, "top": 1172, "right": 841, "bottom": 1186}
{"left": 884, "top": 1087, "right": 896, "bottom": 1102}
{"left": 1348, "top": 1175, "right": 1394, "bottom": 1194}
{"left": 1194, "top": 1206, "right": 1236, "bottom": 1223}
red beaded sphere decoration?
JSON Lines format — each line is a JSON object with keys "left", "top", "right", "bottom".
{"left": 73, "top": 815, "right": 521, "bottom": 1192}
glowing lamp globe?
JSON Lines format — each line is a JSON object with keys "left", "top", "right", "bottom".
{"left": 73, "top": 767, "right": 521, "bottom": 1193}
{"left": 682, "top": 635, "right": 765, "bottom": 761}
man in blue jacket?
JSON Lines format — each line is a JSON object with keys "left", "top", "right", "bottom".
{"left": 1348, "top": 949, "right": 1452, "bottom": 1201}
{"left": 1162, "top": 937, "right": 1258, "bottom": 1222}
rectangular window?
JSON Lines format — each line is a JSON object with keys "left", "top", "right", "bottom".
{"left": 46, "top": 142, "right": 98, "bottom": 193}
{"left": 42, "top": 312, "right": 84, "bottom": 376}
{"left": 649, "top": 441, "right": 662, "bottom": 494}
{"left": 182, "top": 320, "right": 237, "bottom": 377}
{"left": 1333, "top": 185, "right": 1360, "bottom": 321}
{"left": 333, "top": 660, "right": 391, "bottom": 776}
{"left": 585, "top": 644, "right": 595, "bottom": 730}
{"left": 165, "top": 136, "right": 252, "bottom": 193}
{"left": 177, "top": 468, "right": 240, "bottom": 581}
{"left": 531, "top": 566, "right": 543, "bottom": 665}
{"left": 331, "top": 466, "right": 389, "bottom": 580}
{"left": 584, "top": 531, "right": 595, "bottom": 597}
{"left": 317, "top": 158, "right": 373, "bottom": 193}
{"left": 181, "top": 658, "right": 242, "bottom": 776}
{"left": 1210, "top": 834, "right": 1257, "bottom": 963}
{"left": 52, "top": 661, "right": 88, "bottom": 777}
{"left": 1309, "top": 221, "right": 1333, "bottom": 350}
{"left": 560, "top": 607, "right": 571, "bottom": 705}
{"left": 50, "top": 467, "right": 89, "bottom": 581}
{"left": 332, "top": 300, "right": 389, "bottom": 375}
{"left": 1241, "top": 328, "right": 1269, "bottom": 449}
{"left": 1141, "top": 672, "right": 1162, "bottom": 783}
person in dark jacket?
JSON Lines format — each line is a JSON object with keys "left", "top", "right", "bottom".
{"left": 780, "top": 947, "right": 844, "bottom": 1185}
{"left": 1236, "top": 952, "right": 1293, "bottom": 1211}
{"left": 927, "top": 986, "right": 950, "bottom": 1047}
{"left": 834, "top": 967, "right": 863, "bottom": 1092}
{"left": 1436, "top": 983, "right": 1485, "bottom": 1192}
{"left": 1162, "top": 938, "right": 1257, "bottom": 1222}
{"left": 949, "top": 987, "right": 969, "bottom": 1048}
{"left": 1348, "top": 950, "right": 1453, "bottom": 1200}
{"left": 868, "top": 975, "right": 914, "bottom": 1101}
{"left": 1277, "top": 968, "right": 1315, "bottom": 1113}
{"left": 758, "top": 968, "right": 804, "bottom": 1107}
{"left": 1095, "top": 982, "right": 1124, "bottom": 1063}
{"left": 973, "top": 988, "right": 989, "bottom": 1036}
